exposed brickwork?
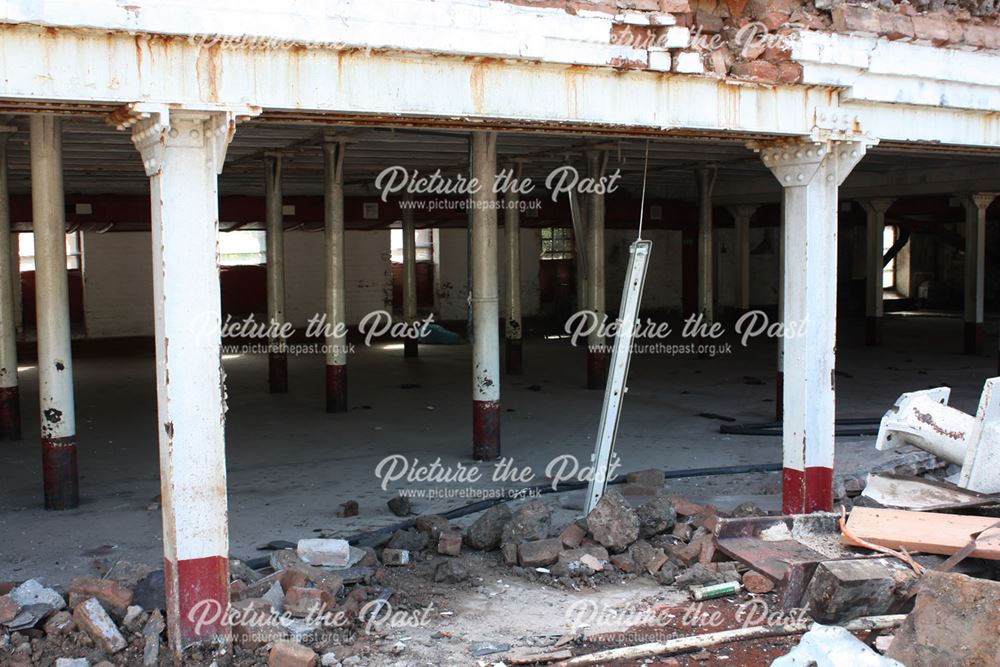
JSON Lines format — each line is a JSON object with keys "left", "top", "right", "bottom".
{"left": 496, "top": 0, "right": 1000, "bottom": 86}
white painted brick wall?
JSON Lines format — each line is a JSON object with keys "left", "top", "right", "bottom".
{"left": 82, "top": 231, "right": 154, "bottom": 337}
{"left": 284, "top": 230, "right": 393, "bottom": 327}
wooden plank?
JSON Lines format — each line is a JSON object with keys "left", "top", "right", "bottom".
{"left": 844, "top": 507, "right": 1000, "bottom": 560}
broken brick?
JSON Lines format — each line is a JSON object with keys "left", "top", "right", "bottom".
{"left": 742, "top": 570, "right": 775, "bottom": 594}
{"left": 670, "top": 496, "right": 707, "bottom": 518}
{"left": 731, "top": 60, "right": 779, "bottom": 81}
{"left": 68, "top": 577, "right": 133, "bottom": 613}
{"left": 610, "top": 552, "right": 636, "bottom": 573}
{"left": 336, "top": 500, "right": 359, "bottom": 517}
{"left": 559, "top": 523, "right": 586, "bottom": 549}
{"left": 437, "top": 530, "right": 462, "bottom": 556}
{"left": 911, "top": 15, "right": 953, "bottom": 45}
{"left": 0, "top": 594, "right": 18, "bottom": 623}
{"left": 73, "top": 597, "right": 127, "bottom": 654}
{"left": 880, "top": 12, "right": 914, "bottom": 40}
{"left": 382, "top": 549, "right": 410, "bottom": 566}
{"left": 269, "top": 640, "right": 318, "bottom": 667}
{"left": 415, "top": 514, "right": 450, "bottom": 539}
{"left": 831, "top": 5, "right": 881, "bottom": 34}
{"left": 44, "top": 610, "right": 75, "bottom": 635}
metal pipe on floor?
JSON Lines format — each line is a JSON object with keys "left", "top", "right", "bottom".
{"left": 0, "top": 127, "right": 20, "bottom": 441}
{"left": 470, "top": 131, "right": 500, "bottom": 460}
{"left": 324, "top": 137, "right": 348, "bottom": 412}
{"left": 265, "top": 152, "right": 288, "bottom": 392}
{"left": 504, "top": 162, "right": 522, "bottom": 375}
{"left": 402, "top": 199, "right": 418, "bottom": 359}
{"left": 586, "top": 150, "right": 608, "bottom": 390}
{"left": 30, "top": 115, "right": 78, "bottom": 510}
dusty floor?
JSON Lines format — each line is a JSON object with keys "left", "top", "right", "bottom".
{"left": 0, "top": 314, "right": 996, "bottom": 665}
{"left": 1, "top": 314, "right": 994, "bottom": 584}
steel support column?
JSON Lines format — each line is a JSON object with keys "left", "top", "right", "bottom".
{"left": 504, "top": 164, "right": 523, "bottom": 375}
{"left": 30, "top": 115, "right": 78, "bottom": 509}
{"left": 962, "top": 194, "right": 995, "bottom": 356}
{"left": 696, "top": 168, "right": 717, "bottom": 322}
{"left": 730, "top": 204, "right": 757, "bottom": 313}
{"left": 0, "top": 128, "right": 20, "bottom": 441}
{"left": 586, "top": 151, "right": 609, "bottom": 389}
{"left": 131, "top": 109, "right": 236, "bottom": 657}
{"left": 756, "top": 133, "right": 870, "bottom": 514}
{"left": 402, "top": 201, "right": 419, "bottom": 359}
{"left": 265, "top": 153, "right": 288, "bottom": 392}
{"left": 471, "top": 132, "right": 500, "bottom": 460}
{"left": 862, "top": 198, "right": 893, "bottom": 346}
{"left": 324, "top": 138, "right": 348, "bottom": 412}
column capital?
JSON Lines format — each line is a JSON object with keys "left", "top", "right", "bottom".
{"left": 860, "top": 197, "right": 894, "bottom": 217}
{"left": 727, "top": 203, "right": 758, "bottom": 221}
{"left": 112, "top": 102, "right": 258, "bottom": 177}
{"left": 962, "top": 192, "right": 998, "bottom": 213}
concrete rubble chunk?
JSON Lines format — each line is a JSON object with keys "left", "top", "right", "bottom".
{"left": 518, "top": 538, "right": 563, "bottom": 567}
{"left": 629, "top": 539, "right": 669, "bottom": 575}
{"left": 387, "top": 496, "right": 411, "bottom": 517}
{"left": 414, "top": 514, "right": 450, "bottom": 539}
{"left": 143, "top": 609, "right": 166, "bottom": 637}
{"left": 465, "top": 504, "right": 512, "bottom": 550}
{"left": 433, "top": 560, "right": 469, "bottom": 583}
{"left": 7, "top": 579, "right": 66, "bottom": 630}
{"left": 636, "top": 496, "right": 677, "bottom": 538}
{"left": 887, "top": 571, "right": 1000, "bottom": 666}
{"left": 142, "top": 635, "right": 159, "bottom": 666}
{"left": 55, "top": 659, "right": 90, "bottom": 667}
{"left": 586, "top": 489, "right": 640, "bottom": 552}
{"left": 674, "top": 563, "right": 726, "bottom": 589}
{"left": 803, "top": 557, "right": 918, "bottom": 623}
{"left": 501, "top": 500, "right": 551, "bottom": 546}
{"left": 73, "top": 597, "right": 127, "bottom": 654}
{"left": 269, "top": 639, "right": 318, "bottom": 667}
{"left": 297, "top": 538, "right": 351, "bottom": 567}
{"left": 387, "top": 528, "right": 429, "bottom": 552}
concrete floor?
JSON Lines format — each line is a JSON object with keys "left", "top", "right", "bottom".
{"left": 0, "top": 314, "right": 996, "bottom": 586}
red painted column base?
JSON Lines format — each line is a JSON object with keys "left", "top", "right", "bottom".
{"left": 472, "top": 399, "right": 500, "bottom": 461}
{"left": 782, "top": 466, "right": 833, "bottom": 514}
{"left": 775, "top": 371, "right": 784, "bottom": 422}
{"left": 325, "top": 364, "right": 347, "bottom": 413}
{"left": 164, "top": 555, "right": 230, "bottom": 658}
{"left": 587, "top": 350, "right": 610, "bottom": 390}
{"left": 404, "top": 339, "right": 419, "bottom": 359}
{"left": 865, "top": 316, "right": 882, "bottom": 346}
{"left": 805, "top": 466, "right": 834, "bottom": 513}
{"left": 42, "top": 434, "right": 79, "bottom": 510}
{"left": 0, "top": 385, "right": 21, "bottom": 441}
{"left": 964, "top": 321, "right": 983, "bottom": 355}
{"left": 268, "top": 353, "right": 288, "bottom": 394}
{"left": 782, "top": 467, "right": 804, "bottom": 515}
{"left": 505, "top": 339, "right": 522, "bottom": 375}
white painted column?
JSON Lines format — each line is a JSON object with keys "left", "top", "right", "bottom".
{"left": 131, "top": 110, "right": 235, "bottom": 656}
{"left": 862, "top": 198, "right": 893, "bottom": 346}
{"left": 30, "top": 115, "right": 78, "bottom": 510}
{"left": 504, "top": 163, "right": 523, "bottom": 375}
{"left": 264, "top": 153, "right": 288, "bottom": 392}
{"left": 729, "top": 204, "right": 757, "bottom": 312}
{"left": 962, "top": 194, "right": 995, "bottom": 356}
{"left": 587, "top": 150, "right": 608, "bottom": 389}
{"left": 776, "top": 207, "right": 784, "bottom": 422}
{"left": 324, "top": 138, "right": 348, "bottom": 412}
{"left": 0, "top": 127, "right": 20, "bottom": 441}
{"left": 696, "top": 167, "right": 717, "bottom": 322}
{"left": 471, "top": 131, "right": 500, "bottom": 460}
{"left": 401, "top": 200, "right": 419, "bottom": 359}
{"left": 756, "top": 133, "right": 870, "bottom": 514}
